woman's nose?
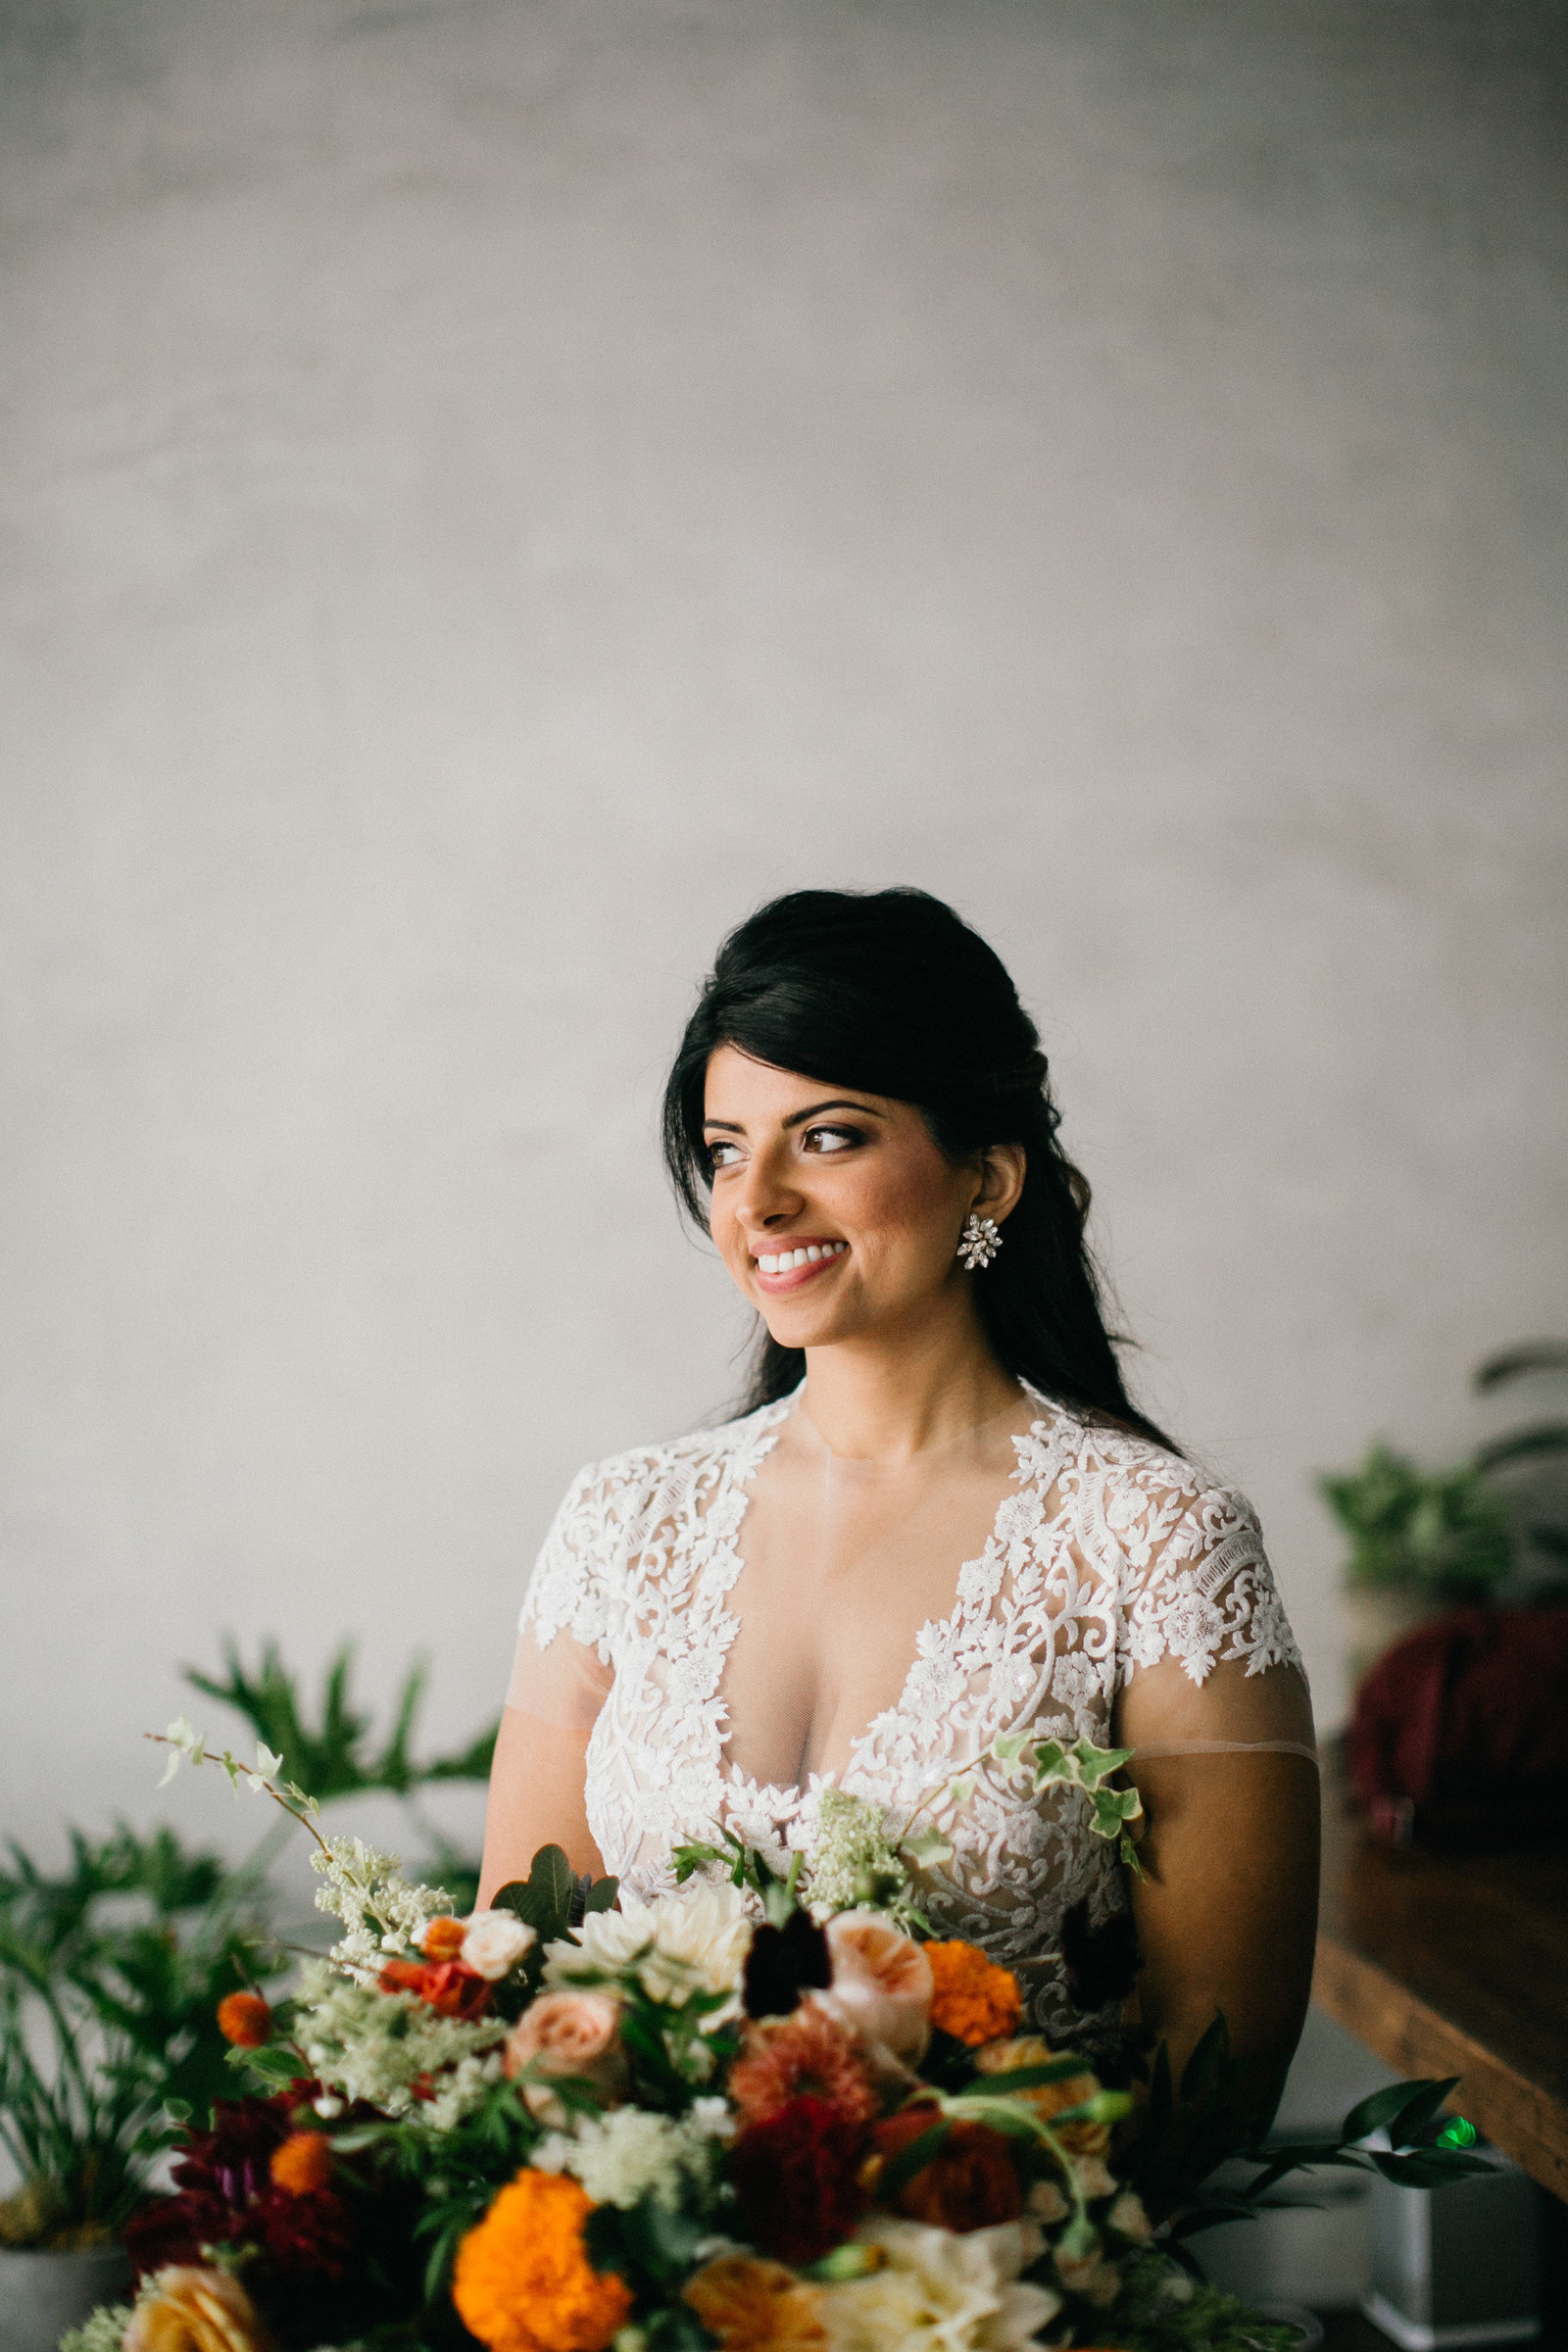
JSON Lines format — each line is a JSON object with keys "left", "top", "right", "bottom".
{"left": 734, "top": 1152, "right": 803, "bottom": 1233}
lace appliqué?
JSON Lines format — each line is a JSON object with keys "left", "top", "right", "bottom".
{"left": 518, "top": 1392, "right": 1303, "bottom": 2042}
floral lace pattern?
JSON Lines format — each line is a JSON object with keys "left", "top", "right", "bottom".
{"left": 521, "top": 1389, "right": 1302, "bottom": 2040}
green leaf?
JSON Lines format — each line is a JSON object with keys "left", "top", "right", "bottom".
{"left": 1180, "top": 2013, "right": 1231, "bottom": 2104}
{"left": 1370, "top": 2146, "right": 1495, "bottom": 2188}
{"left": 954, "top": 2056, "right": 1088, "bottom": 2094}
{"left": 1386, "top": 2079, "right": 1463, "bottom": 2147}
{"left": 528, "top": 1845, "right": 576, "bottom": 1938}
{"left": 877, "top": 2118, "right": 953, "bottom": 2197}
{"left": 1341, "top": 2078, "right": 1455, "bottom": 2146}
{"left": 583, "top": 1877, "right": 620, "bottom": 1914}
{"left": 1474, "top": 1422, "right": 1568, "bottom": 1473}
{"left": 1474, "top": 1343, "right": 1568, "bottom": 1390}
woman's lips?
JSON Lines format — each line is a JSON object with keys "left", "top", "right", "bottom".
{"left": 752, "top": 1240, "right": 848, "bottom": 1294}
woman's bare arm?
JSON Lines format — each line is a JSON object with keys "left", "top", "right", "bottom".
{"left": 1121, "top": 1749, "right": 1320, "bottom": 2112}
{"left": 1115, "top": 1661, "right": 1320, "bottom": 2120}
{"left": 477, "top": 1706, "right": 607, "bottom": 1905}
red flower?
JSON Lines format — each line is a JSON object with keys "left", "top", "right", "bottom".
{"left": 378, "top": 1956, "right": 491, "bottom": 2020}
{"left": 728, "top": 2094, "right": 868, "bottom": 2267}
{"left": 123, "top": 2091, "right": 352, "bottom": 2285}
{"left": 869, "top": 2104, "right": 1023, "bottom": 2233}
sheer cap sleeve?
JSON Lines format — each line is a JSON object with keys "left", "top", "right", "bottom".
{"left": 1113, "top": 1476, "right": 1314, "bottom": 1763}
{"left": 509, "top": 1465, "right": 617, "bottom": 1734}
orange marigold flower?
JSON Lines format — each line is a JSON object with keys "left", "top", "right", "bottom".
{"left": 685, "top": 2255, "right": 828, "bottom": 2349}
{"left": 452, "top": 2169, "right": 632, "bottom": 2352}
{"left": 216, "top": 1992, "right": 273, "bottom": 2048}
{"left": 422, "top": 1916, "right": 468, "bottom": 1961}
{"left": 729, "top": 2006, "right": 879, "bottom": 2129}
{"left": 972, "top": 2034, "right": 1109, "bottom": 2156}
{"left": 269, "top": 2131, "right": 334, "bottom": 2197}
{"left": 924, "top": 1942, "right": 1023, "bottom": 2048}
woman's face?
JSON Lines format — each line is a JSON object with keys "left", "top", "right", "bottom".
{"left": 702, "top": 1046, "right": 1019, "bottom": 1352}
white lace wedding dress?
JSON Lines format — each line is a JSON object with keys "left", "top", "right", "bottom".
{"left": 507, "top": 1384, "right": 1307, "bottom": 2043}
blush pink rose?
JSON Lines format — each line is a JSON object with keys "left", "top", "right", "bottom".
{"left": 503, "top": 1990, "right": 625, "bottom": 2122}
{"left": 816, "top": 1911, "right": 934, "bottom": 2067}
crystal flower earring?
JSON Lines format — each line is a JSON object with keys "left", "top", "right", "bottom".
{"left": 956, "top": 1212, "right": 1003, "bottom": 1271}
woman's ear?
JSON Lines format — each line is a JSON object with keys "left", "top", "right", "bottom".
{"left": 973, "top": 1145, "right": 1026, "bottom": 1226}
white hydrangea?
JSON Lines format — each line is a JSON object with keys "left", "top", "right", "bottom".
{"left": 60, "top": 2309, "right": 133, "bottom": 2352}
{"left": 532, "top": 2105, "right": 718, "bottom": 2211}
{"left": 802, "top": 1789, "right": 928, "bottom": 1926}
{"left": 544, "top": 1880, "right": 752, "bottom": 2017}
{"left": 293, "top": 1957, "right": 505, "bottom": 2124}
{"left": 819, "top": 2217, "right": 1058, "bottom": 2351}
{"left": 310, "top": 1837, "right": 452, "bottom": 1984}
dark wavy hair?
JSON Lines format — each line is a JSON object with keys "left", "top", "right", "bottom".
{"left": 661, "top": 888, "right": 1176, "bottom": 1449}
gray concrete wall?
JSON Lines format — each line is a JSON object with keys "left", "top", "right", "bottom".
{"left": 3, "top": 0, "right": 1566, "bottom": 1855}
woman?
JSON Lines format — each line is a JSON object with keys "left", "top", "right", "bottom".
{"left": 482, "top": 888, "right": 1318, "bottom": 2106}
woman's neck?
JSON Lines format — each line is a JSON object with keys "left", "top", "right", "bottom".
{"left": 799, "top": 1293, "right": 1022, "bottom": 1460}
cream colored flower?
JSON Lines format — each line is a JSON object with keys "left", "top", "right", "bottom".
{"left": 1054, "top": 2243, "right": 1121, "bottom": 2306}
{"left": 817, "top": 1913, "right": 933, "bottom": 2066}
{"left": 1070, "top": 2155, "right": 1117, "bottom": 2201}
{"left": 461, "top": 1909, "right": 536, "bottom": 1980}
{"left": 546, "top": 1882, "right": 753, "bottom": 2016}
{"left": 1106, "top": 2189, "right": 1152, "bottom": 2243}
{"left": 818, "top": 2217, "right": 1058, "bottom": 2352}
{"left": 124, "top": 2268, "right": 272, "bottom": 2352}
{"left": 1025, "top": 2179, "right": 1068, "bottom": 2226}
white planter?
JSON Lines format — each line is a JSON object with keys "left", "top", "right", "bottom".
{"left": 1344, "top": 1586, "right": 1447, "bottom": 1696}
{"left": 0, "top": 2243, "right": 132, "bottom": 2352}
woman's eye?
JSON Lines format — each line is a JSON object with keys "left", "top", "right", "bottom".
{"left": 803, "top": 1125, "right": 862, "bottom": 1154}
{"left": 707, "top": 1140, "right": 744, "bottom": 1170}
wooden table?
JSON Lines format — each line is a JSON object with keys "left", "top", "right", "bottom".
{"left": 1312, "top": 1758, "right": 1568, "bottom": 2200}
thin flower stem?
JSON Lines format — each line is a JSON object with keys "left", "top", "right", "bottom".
{"left": 143, "top": 1735, "right": 330, "bottom": 1854}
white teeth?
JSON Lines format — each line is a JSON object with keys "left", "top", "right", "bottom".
{"left": 760, "top": 1253, "right": 779, "bottom": 1272}
{"left": 807, "top": 1246, "right": 821, "bottom": 1262}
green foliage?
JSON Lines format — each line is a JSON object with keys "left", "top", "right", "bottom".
{"left": 492, "top": 1842, "right": 619, "bottom": 1947}
{"left": 1129, "top": 2012, "right": 1493, "bottom": 2240}
{"left": 1319, "top": 1444, "right": 1513, "bottom": 1595}
{"left": 1102, "top": 2248, "right": 1300, "bottom": 2352}
{"left": 0, "top": 1823, "right": 283, "bottom": 2243}
{"left": 184, "top": 1640, "right": 499, "bottom": 1804}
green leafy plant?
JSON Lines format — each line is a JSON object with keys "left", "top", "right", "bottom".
{"left": 0, "top": 1826, "right": 279, "bottom": 2249}
{"left": 1319, "top": 1444, "right": 1512, "bottom": 1595}
{"left": 184, "top": 1640, "right": 500, "bottom": 1908}
{"left": 1323, "top": 1338, "right": 1568, "bottom": 1596}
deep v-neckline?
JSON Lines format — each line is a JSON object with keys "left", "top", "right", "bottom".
{"left": 695, "top": 1389, "right": 1059, "bottom": 1803}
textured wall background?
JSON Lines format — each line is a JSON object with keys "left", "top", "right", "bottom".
{"left": 3, "top": 0, "right": 1566, "bottom": 1860}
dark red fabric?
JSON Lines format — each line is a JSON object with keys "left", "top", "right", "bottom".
{"left": 1347, "top": 1607, "right": 1568, "bottom": 1846}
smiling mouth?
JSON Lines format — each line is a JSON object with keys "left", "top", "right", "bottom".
{"left": 753, "top": 1240, "right": 849, "bottom": 1289}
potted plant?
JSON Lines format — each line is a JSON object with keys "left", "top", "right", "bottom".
{"left": 1323, "top": 1339, "right": 1568, "bottom": 1690}
{"left": 0, "top": 1826, "right": 276, "bottom": 2352}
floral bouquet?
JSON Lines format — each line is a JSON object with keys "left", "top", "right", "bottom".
{"left": 68, "top": 1720, "right": 1488, "bottom": 2352}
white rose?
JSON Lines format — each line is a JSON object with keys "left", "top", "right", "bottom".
{"left": 820, "top": 2218, "right": 1056, "bottom": 2352}
{"left": 545, "top": 1882, "right": 753, "bottom": 2021}
{"left": 461, "top": 1909, "right": 537, "bottom": 1980}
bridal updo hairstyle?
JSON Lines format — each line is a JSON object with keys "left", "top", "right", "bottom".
{"left": 662, "top": 887, "right": 1174, "bottom": 1449}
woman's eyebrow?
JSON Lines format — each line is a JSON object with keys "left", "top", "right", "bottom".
{"left": 702, "top": 1099, "right": 886, "bottom": 1136}
{"left": 782, "top": 1099, "right": 886, "bottom": 1129}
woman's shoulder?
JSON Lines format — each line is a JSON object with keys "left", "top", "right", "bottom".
{"left": 1022, "top": 1391, "right": 1269, "bottom": 1577}
{"left": 549, "top": 1397, "right": 787, "bottom": 1533}
{"left": 1022, "top": 1388, "right": 1223, "bottom": 1505}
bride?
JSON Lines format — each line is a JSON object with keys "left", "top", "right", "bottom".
{"left": 481, "top": 888, "right": 1319, "bottom": 2108}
